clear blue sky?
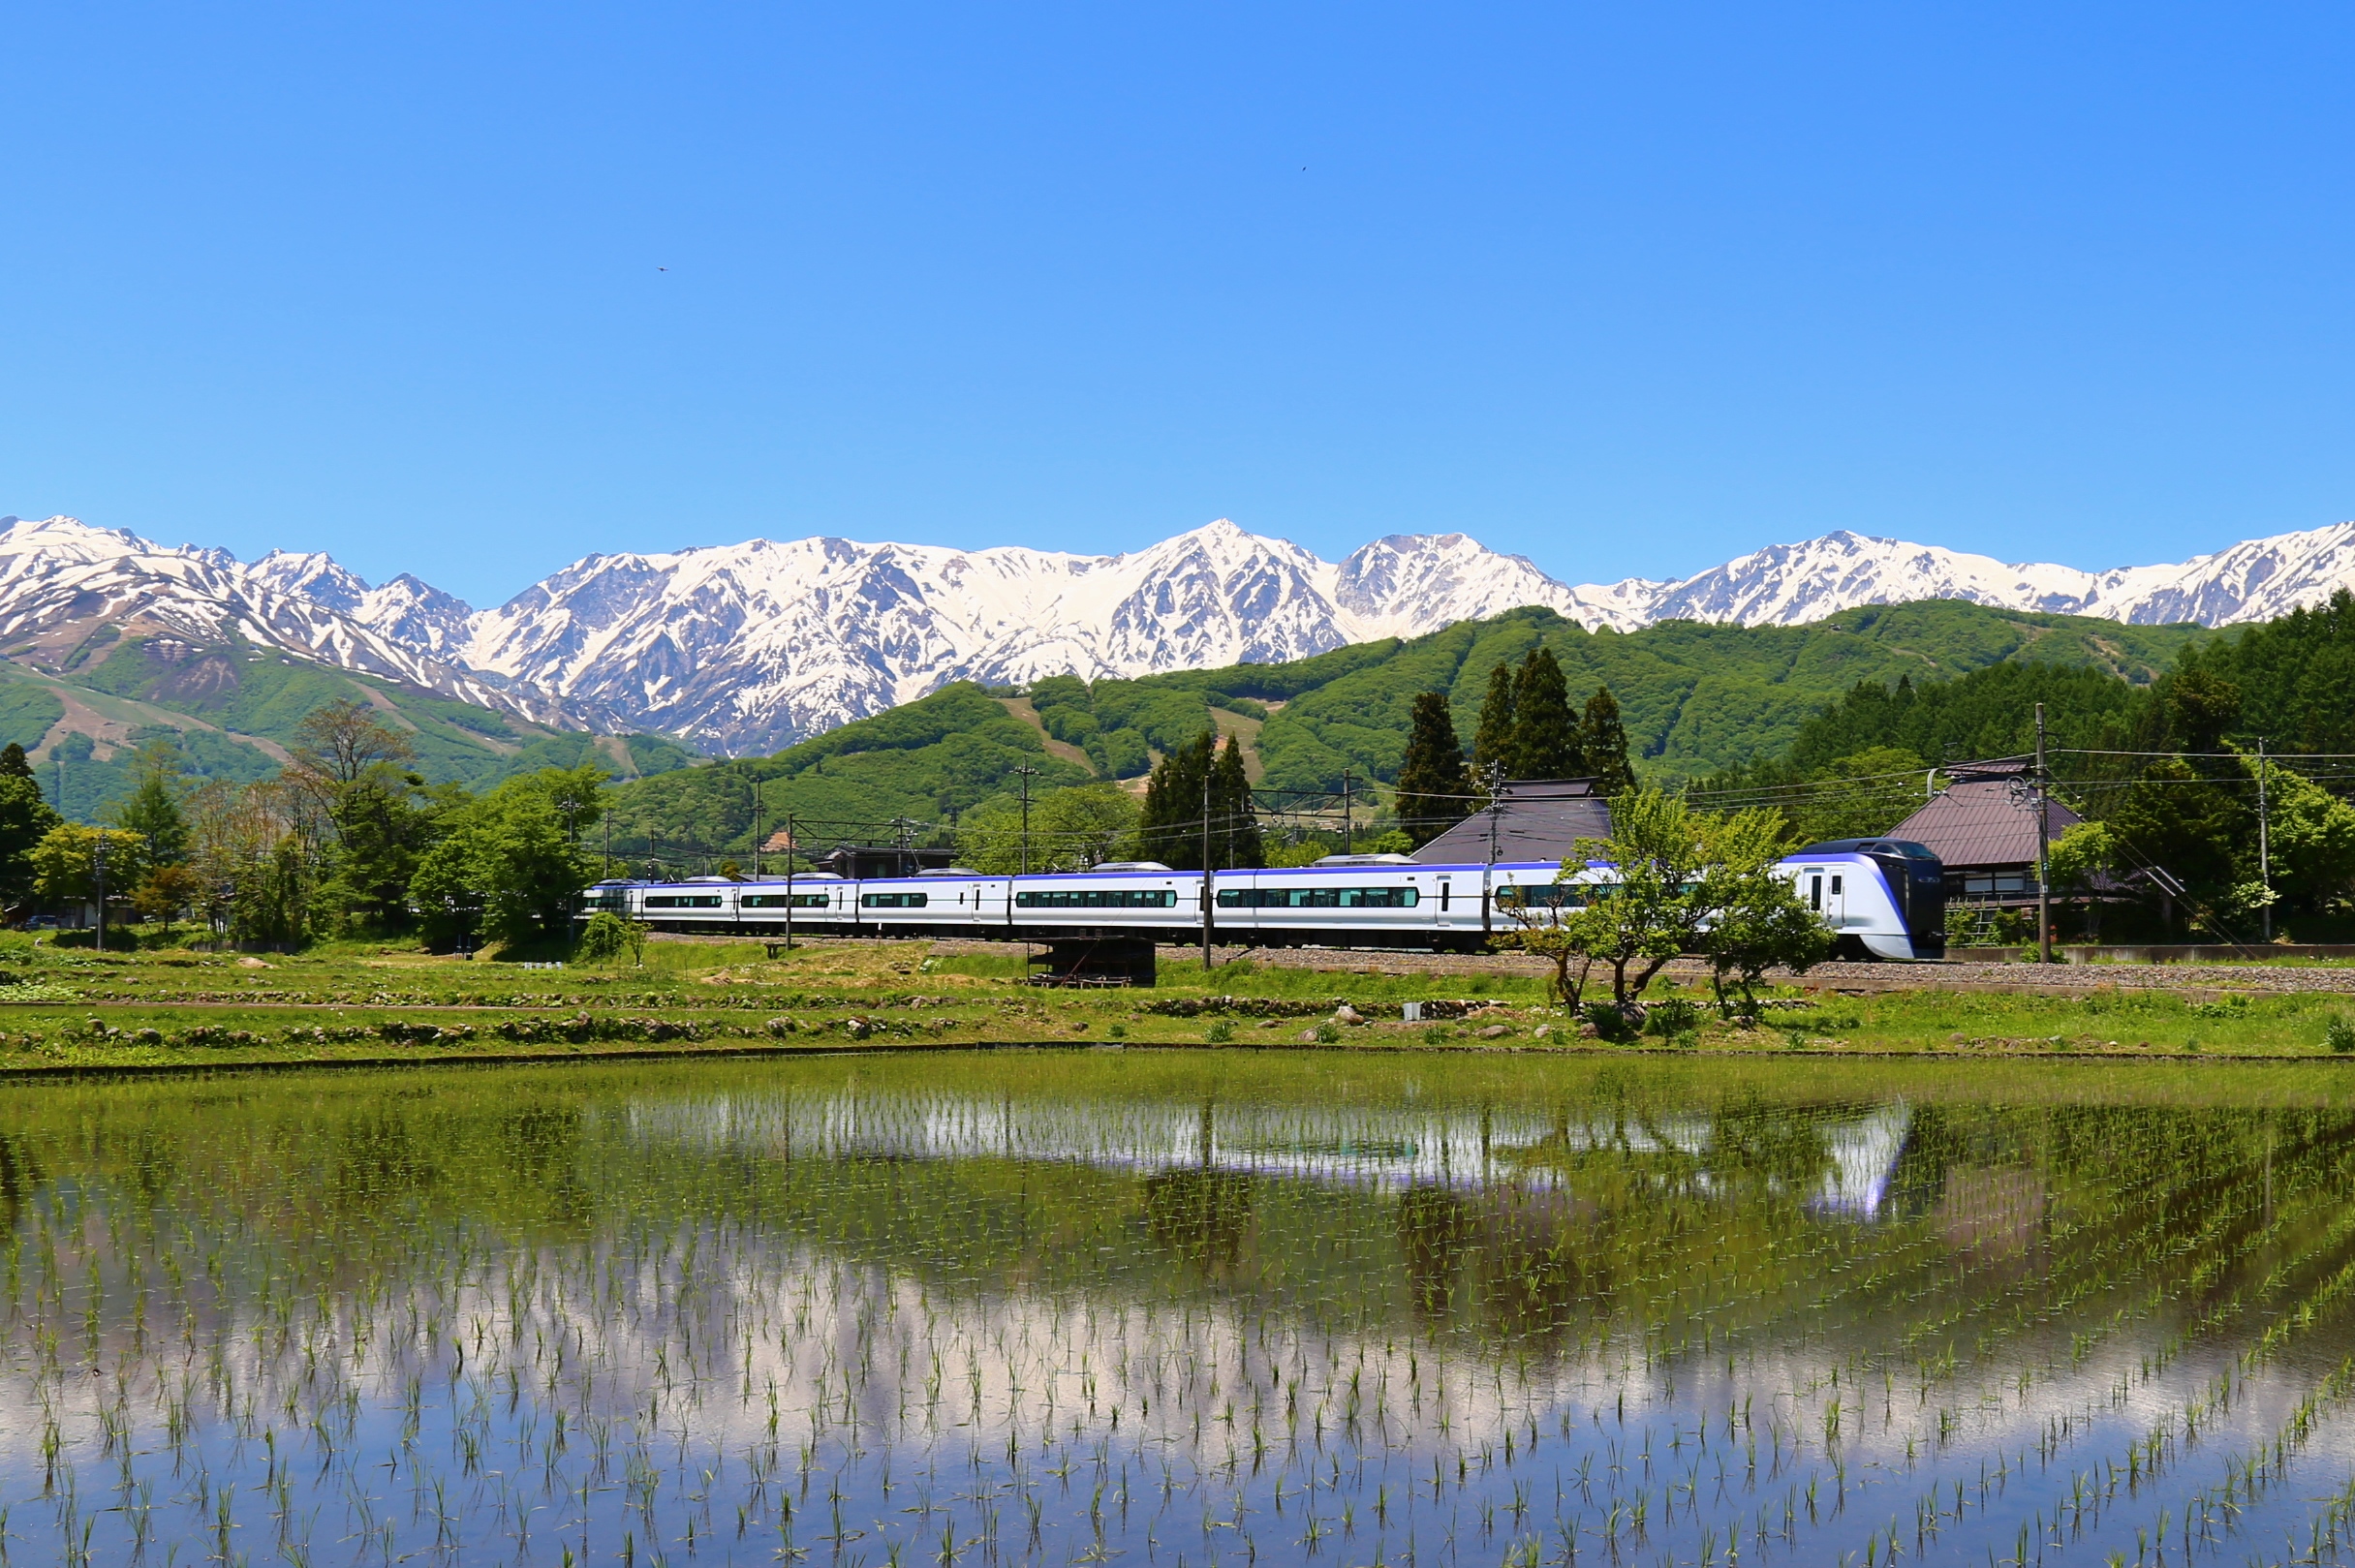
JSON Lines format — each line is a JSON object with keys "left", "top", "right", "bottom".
{"left": 6, "top": 4, "right": 2354, "bottom": 607}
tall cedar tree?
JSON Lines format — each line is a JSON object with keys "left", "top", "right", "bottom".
{"left": 1393, "top": 692, "right": 1472, "bottom": 845}
{"left": 1210, "top": 736, "right": 1264, "bottom": 870}
{"left": 1579, "top": 687, "right": 1637, "bottom": 795}
{"left": 1469, "top": 661, "right": 1519, "bottom": 783}
{"left": 1138, "top": 733, "right": 1212, "bottom": 869}
{"left": 1507, "top": 646, "right": 1584, "bottom": 779}
{"left": 0, "top": 743, "right": 59, "bottom": 907}
{"left": 1141, "top": 731, "right": 1261, "bottom": 871}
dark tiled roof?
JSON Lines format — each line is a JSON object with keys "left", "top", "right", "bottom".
{"left": 1411, "top": 779, "right": 1614, "bottom": 865}
{"left": 1888, "top": 775, "right": 2080, "bottom": 872}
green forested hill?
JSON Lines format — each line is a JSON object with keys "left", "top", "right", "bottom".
{"left": 0, "top": 635, "right": 696, "bottom": 821}
{"left": 599, "top": 600, "right": 2206, "bottom": 868}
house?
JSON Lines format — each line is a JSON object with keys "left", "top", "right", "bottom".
{"left": 1883, "top": 760, "right": 2081, "bottom": 906}
{"left": 1410, "top": 779, "right": 1614, "bottom": 865}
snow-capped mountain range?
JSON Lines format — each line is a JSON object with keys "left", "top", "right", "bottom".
{"left": 6, "top": 511, "right": 2355, "bottom": 754}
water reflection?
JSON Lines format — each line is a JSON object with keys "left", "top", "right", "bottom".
{"left": 0, "top": 1057, "right": 2351, "bottom": 1567}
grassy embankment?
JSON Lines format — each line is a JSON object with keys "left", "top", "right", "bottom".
{"left": 5, "top": 929, "right": 2355, "bottom": 1073}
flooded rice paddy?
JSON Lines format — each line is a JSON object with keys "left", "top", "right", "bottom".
{"left": 6, "top": 1053, "right": 2355, "bottom": 1566}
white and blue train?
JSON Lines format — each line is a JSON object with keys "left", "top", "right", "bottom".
{"left": 581, "top": 837, "right": 1944, "bottom": 961}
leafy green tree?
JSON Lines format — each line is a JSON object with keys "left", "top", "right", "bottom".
{"left": 2045, "top": 820, "right": 2117, "bottom": 891}
{"left": 288, "top": 699, "right": 437, "bottom": 933}
{"left": 108, "top": 741, "right": 189, "bottom": 865}
{"left": 1579, "top": 687, "right": 1636, "bottom": 795}
{"left": 0, "top": 743, "right": 60, "bottom": 907}
{"left": 1698, "top": 809, "right": 1834, "bottom": 1019}
{"left": 1506, "top": 647, "right": 1582, "bottom": 779}
{"left": 2105, "top": 756, "right": 2250, "bottom": 931}
{"left": 32, "top": 824, "right": 149, "bottom": 907}
{"left": 410, "top": 775, "right": 593, "bottom": 950}
{"left": 2251, "top": 757, "right": 2355, "bottom": 916}
{"left": 183, "top": 778, "right": 326, "bottom": 946}
{"left": 133, "top": 863, "right": 204, "bottom": 938}
{"left": 1469, "top": 661, "right": 1518, "bottom": 783}
{"left": 2161, "top": 666, "right": 2243, "bottom": 754}
{"left": 958, "top": 784, "right": 1142, "bottom": 872}
{"left": 1393, "top": 692, "right": 1471, "bottom": 846}
{"left": 1502, "top": 788, "right": 1716, "bottom": 1008}
{"left": 1775, "top": 746, "right": 1932, "bottom": 845}
{"left": 575, "top": 909, "right": 646, "bottom": 967}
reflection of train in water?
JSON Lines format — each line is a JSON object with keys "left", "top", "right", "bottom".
{"left": 583, "top": 837, "right": 1944, "bottom": 961}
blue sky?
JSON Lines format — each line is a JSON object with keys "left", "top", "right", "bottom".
{"left": 5, "top": 4, "right": 2354, "bottom": 606}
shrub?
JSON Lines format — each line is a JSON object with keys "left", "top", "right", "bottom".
{"left": 1204, "top": 1019, "right": 1235, "bottom": 1044}
{"left": 1581, "top": 1002, "right": 1640, "bottom": 1043}
{"left": 2326, "top": 1015, "right": 2355, "bottom": 1054}
{"left": 1642, "top": 998, "right": 1701, "bottom": 1037}
{"left": 576, "top": 910, "right": 645, "bottom": 967}
{"left": 1313, "top": 1021, "right": 1343, "bottom": 1044}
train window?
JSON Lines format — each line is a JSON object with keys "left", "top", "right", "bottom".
{"left": 1495, "top": 885, "right": 1586, "bottom": 908}
{"left": 1831, "top": 876, "right": 1844, "bottom": 895}
{"left": 1440, "top": 884, "right": 1449, "bottom": 911}
{"left": 1217, "top": 887, "right": 1419, "bottom": 908}
{"left": 643, "top": 895, "right": 724, "bottom": 908}
{"left": 1015, "top": 889, "right": 1178, "bottom": 908}
{"left": 860, "top": 892, "right": 929, "bottom": 908}
{"left": 740, "top": 893, "right": 830, "bottom": 908}
{"left": 1809, "top": 876, "right": 1821, "bottom": 910}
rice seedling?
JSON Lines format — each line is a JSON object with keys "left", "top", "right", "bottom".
{"left": 4, "top": 1052, "right": 2355, "bottom": 1561}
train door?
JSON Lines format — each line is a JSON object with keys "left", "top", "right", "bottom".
{"left": 1803, "top": 867, "right": 1846, "bottom": 930}
{"left": 1216, "top": 872, "right": 1257, "bottom": 941}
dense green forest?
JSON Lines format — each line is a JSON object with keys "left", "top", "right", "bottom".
{"left": 1695, "top": 590, "right": 2355, "bottom": 941}
{"left": 596, "top": 600, "right": 2206, "bottom": 870}
{"left": 2, "top": 634, "right": 693, "bottom": 821}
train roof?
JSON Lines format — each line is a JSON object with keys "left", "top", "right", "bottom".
{"left": 1791, "top": 839, "right": 1941, "bottom": 862}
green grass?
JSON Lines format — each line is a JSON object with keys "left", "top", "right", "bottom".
{"left": 10, "top": 928, "right": 2355, "bottom": 1071}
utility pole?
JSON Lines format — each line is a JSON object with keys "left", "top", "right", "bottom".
{"left": 1201, "top": 762, "right": 1216, "bottom": 970}
{"left": 2258, "top": 737, "right": 2274, "bottom": 942}
{"left": 1340, "top": 770, "right": 1354, "bottom": 856}
{"left": 1481, "top": 760, "right": 1505, "bottom": 940}
{"left": 751, "top": 778, "right": 763, "bottom": 879}
{"left": 93, "top": 832, "right": 107, "bottom": 954}
{"left": 603, "top": 813, "right": 611, "bottom": 879}
{"left": 2034, "top": 702, "right": 2052, "bottom": 964}
{"left": 1014, "top": 764, "right": 1038, "bottom": 876}
{"left": 783, "top": 811, "right": 796, "bottom": 952}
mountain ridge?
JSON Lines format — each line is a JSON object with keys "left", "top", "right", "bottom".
{"left": 9, "top": 510, "right": 2355, "bottom": 755}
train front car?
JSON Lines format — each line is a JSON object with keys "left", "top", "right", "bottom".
{"left": 1779, "top": 839, "right": 1946, "bottom": 960}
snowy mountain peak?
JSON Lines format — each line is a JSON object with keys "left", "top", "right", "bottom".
{"left": 0, "top": 515, "right": 586, "bottom": 732}
{"left": 18, "top": 508, "right": 2355, "bottom": 757}
{"left": 249, "top": 549, "right": 373, "bottom": 613}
